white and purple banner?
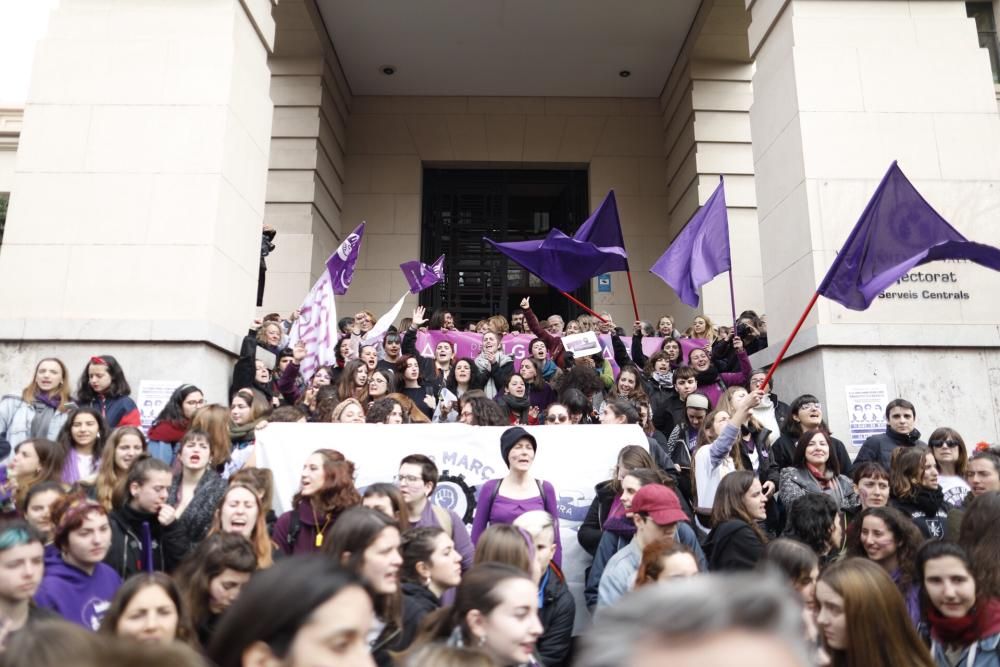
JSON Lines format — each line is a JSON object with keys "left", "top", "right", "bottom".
{"left": 256, "top": 422, "right": 648, "bottom": 631}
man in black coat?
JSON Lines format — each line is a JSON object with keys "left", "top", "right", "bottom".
{"left": 853, "top": 398, "right": 925, "bottom": 469}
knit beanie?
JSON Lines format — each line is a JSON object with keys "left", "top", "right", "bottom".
{"left": 499, "top": 426, "right": 537, "bottom": 467}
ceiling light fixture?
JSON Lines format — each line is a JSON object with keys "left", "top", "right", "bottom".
{"left": 380, "top": 65, "right": 397, "bottom": 76}
{"left": 619, "top": 70, "right": 631, "bottom": 78}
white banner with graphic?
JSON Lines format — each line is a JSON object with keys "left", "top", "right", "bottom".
{"left": 256, "top": 423, "right": 649, "bottom": 630}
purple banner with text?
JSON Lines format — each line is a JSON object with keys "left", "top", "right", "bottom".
{"left": 415, "top": 331, "right": 706, "bottom": 376}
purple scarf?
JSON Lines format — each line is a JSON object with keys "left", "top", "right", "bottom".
{"left": 602, "top": 496, "right": 636, "bottom": 536}
{"left": 35, "top": 392, "right": 61, "bottom": 410}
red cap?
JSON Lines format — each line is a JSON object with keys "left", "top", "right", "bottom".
{"left": 630, "top": 484, "right": 687, "bottom": 526}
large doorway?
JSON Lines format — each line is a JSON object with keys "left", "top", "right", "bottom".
{"left": 421, "top": 168, "right": 590, "bottom": 328}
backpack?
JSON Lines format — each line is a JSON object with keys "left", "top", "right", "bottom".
{"left": 481, "top": 478, "right": 553, "bottom": 526}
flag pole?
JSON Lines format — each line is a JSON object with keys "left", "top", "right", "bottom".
{"left": 760, "top": 291, "right": 820, "bottom": 389}
{"left": 559, "top": 290, "right": 608, "bottom": 323}
{"left": 727, "top": 270, "right": 737, "bottom": 328}
{"left": 624, "top": 270, "right": 641, "bottom": 322}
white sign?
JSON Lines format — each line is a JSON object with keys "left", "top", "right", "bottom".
{"left": 136, "top": 380, "right": 182, "bottom": 432}
{"left": 561, "top": 331, "right": 603, "bottom": 357}
{"left": 845, "top": 384, "right": 889, "bottom": 449}
{"left": 256, "top": 422, "right": 649, "bottom": 631}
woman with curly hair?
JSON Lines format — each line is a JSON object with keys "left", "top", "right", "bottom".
{"left": 366, "top": 396, "right": 408, "bottom": 424}
{"left": 846, "top": 505, "right": 924, "bottom": 626}
{"left": 271, "top": 449, "right": 361, "bottom": 555}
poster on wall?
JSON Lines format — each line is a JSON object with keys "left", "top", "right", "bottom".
{"left": 136, "top": 380, "right": 182, "bottom": 432}
{"left": 845, "top": 384, "right": 888, "bottom": 449}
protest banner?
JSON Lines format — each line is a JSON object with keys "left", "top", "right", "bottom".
{"left": 255, "top": 422, "right": 648, "bottom": 631}
{"left": 415, "top": 331, "right": 705, "bottom": 376}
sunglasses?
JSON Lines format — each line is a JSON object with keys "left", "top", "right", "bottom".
{"left": 931, "top": 440, "right": 961, "bottom": 449}
{"left": 545, "top": 414, "right": 569, "bottom": 423}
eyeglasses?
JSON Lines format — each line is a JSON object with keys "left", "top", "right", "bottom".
{"left": 800, "top": 402, "right": 821, "bottom": 410}
{"left": 545, "top": 414, "right": 569, "bottom": 423}
{"left": 931, "top": 440, "right": 960, "bottom": 449}
{"left": 395, "top": 474, "right": 424, "bottom": 485}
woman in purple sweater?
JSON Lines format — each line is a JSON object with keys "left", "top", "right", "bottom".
{"left": 470, "top": 427, "right": 561, "bottom": 567}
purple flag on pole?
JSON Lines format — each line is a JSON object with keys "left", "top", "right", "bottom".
{"left": 400, "top": 254, "right": 445, "bottom": 293}
{"left": 649, "top": 177, "right": 731, "bottom": 308}
{"left": 287, "top": 249, "right": 343, "bottom": 381}
{"left": 483, "top": 190, "right": 629, "bottom": 293}
{"left": 818, "top": 162, "right": 1000, "bottom": 310}
{"left": 328, "top": 222, "right": 365, "bottom": 295}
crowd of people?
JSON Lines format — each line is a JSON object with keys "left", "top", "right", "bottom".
{"left": 0, "top": 299, "right": 997, "bottom": 667}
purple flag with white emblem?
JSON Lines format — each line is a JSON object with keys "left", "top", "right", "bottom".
{"left": 328, "top": 222, "right": 365, "bottom": 295}
{"left": 400, "top": 254, "right": 445, "bottom": 293}
{"left": 818, "top": 162, "right": 1000, "bottom": 310}
{"left": 288, "top": 223, "right": 366, "bottom": 380}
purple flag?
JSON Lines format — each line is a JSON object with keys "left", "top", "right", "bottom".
{"left": 328, "top": 222, "right": 365, "bottom": 295}
{"left": 400, "top": 254, "right": 445, "bottom": 293}
{"left": 484, "top": 190, "right": 629, "bottom": 293}
{"left": 650, "top": 177, "right": 731, "bottom": 308}
{"left": 818, "top": 162, "right": 1000, "bottom": 310}
{"left": 288, "top": 250, "right": 342, "bottom": 381}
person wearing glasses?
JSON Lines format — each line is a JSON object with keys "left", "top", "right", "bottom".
{"left": 771, "top": 394, "right": 853, "bottom": 476}
{"left": 396, "top": 454, "right": 473, "bottom": 571}
{"left": 542, "top": 402, "right": 571, "bottom": 425}
{"left": 927, "top": 427, "right": 971, "bottom": 507}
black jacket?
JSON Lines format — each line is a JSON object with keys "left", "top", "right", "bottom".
{"left": 704, "top": 520, "right": 765, "bottom": 572}
{"left": 772, "top": 432, "right": 853, "bottom": 476}
{"left": 610, "top": 334, "right": 675, "bottom": 435}
{"left": 168, "top": 469, "right": 228, "bottom": 548}
{"left": 578, "top": 480, "right": 616, "bottom": 556}
{"left": 105, "top": 504, "right": 189, "bottom": 579}
{"left": 397, "top": 583, "right": 440, "bottom": 653}
{"left": 854, "top": 427, "right": 925, "bottom": 470}
{"left": 537, "top": 565, "right": 576, "bottom": 667}
{"left": 401, "top": 327, "right": 449, "bottom": 385}
{"left": 891, "top": 487, "right": 951, "bottom": 541}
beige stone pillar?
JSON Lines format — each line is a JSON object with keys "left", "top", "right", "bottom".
{"left": 747, "top": 0, "right": 1000, "bottom": 443}
{"left": 262, "top": 0, "right": 352, "bottom": 315}
{"left": 660, "top": 0, "right": 764, "bottom": 332}
{"left": 0, "top": 0, "right": 276, "bottom": 401}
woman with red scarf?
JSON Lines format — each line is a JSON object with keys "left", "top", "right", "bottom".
{"left": 145, "top": 384, "right": 205, "bottom": 464}
{"left": 917, "top": 540, "right": 1000, "bottom": 666}
{"left": 779, "top": 429, "right": 859, "bottom": 512}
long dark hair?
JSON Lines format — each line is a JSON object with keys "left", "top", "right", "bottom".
{"left": 959, "top": 491, "right": 1000, "bottom": 599}
{"left": 791, "top": 429, "right": 841, "bottom": 475}
{"left": 324, "top": 507, "right": 401, "bottom": 630}
{"left": 152, "top": 384, "right": 203, "bottom": 426}
{"left": 175, "top": 533, "right": 257, "bottom": 631}
{"left": 76, "top": 354, "right": 132, "bottom": 402}
{"left": 446, "top": 357, "right": 483, "bottom": 395}
{"left": 99, "top": 572, "right": 197, "bottom": 646}
{"left": 711, "top": 471, "right": 767, "bottom": 544}
{"left": 416, "top": 563, "right": 533, "bottom": 646}
{"left": 57, "top": 406, "right": 109, "bottom": 472}
{"left": 400, "top": 526, "right": 446, "bottom": 585}
{"left": 13, "top": 438, "right": 66, "bottom": 509}
{"left": 208, "top": 556, "right": 372, "bottom": 667}
{"left": 846, "top": 506, "right": 923, "bottom": 591}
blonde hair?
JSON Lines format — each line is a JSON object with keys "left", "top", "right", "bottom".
{"left": 208, "top": 483, "right": 273, "bottom": 568}
{"left": 512, "top": 510, "right": 554, "bottom": 542}
{"left": 331, "top": 398, "right": 365, "bottom": 422}
{"left": 94, "top": 426, "right": 147, "bottom": 512}
{"left": 21, "top": 358, "right": 72, "bottom": 411}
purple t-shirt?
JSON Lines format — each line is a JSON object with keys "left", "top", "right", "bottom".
{"left": 470, "top": 478, "right": 562, "bottom": 567}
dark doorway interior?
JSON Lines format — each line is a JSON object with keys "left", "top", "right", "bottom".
{"left": 421, "top": 168, "right": 590, "bottom": 329}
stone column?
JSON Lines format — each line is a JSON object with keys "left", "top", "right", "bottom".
{"left": 262, "top": 0, "right": 352, "bottom": 314}
{"left": 747, "top": 0, "right": 1000, "bottom": 443}
{"left": 661, "top": 0, "right": 764, "bottom": 331}
{"left": 0, "top": 0, "right": 276, "bottom": 401}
